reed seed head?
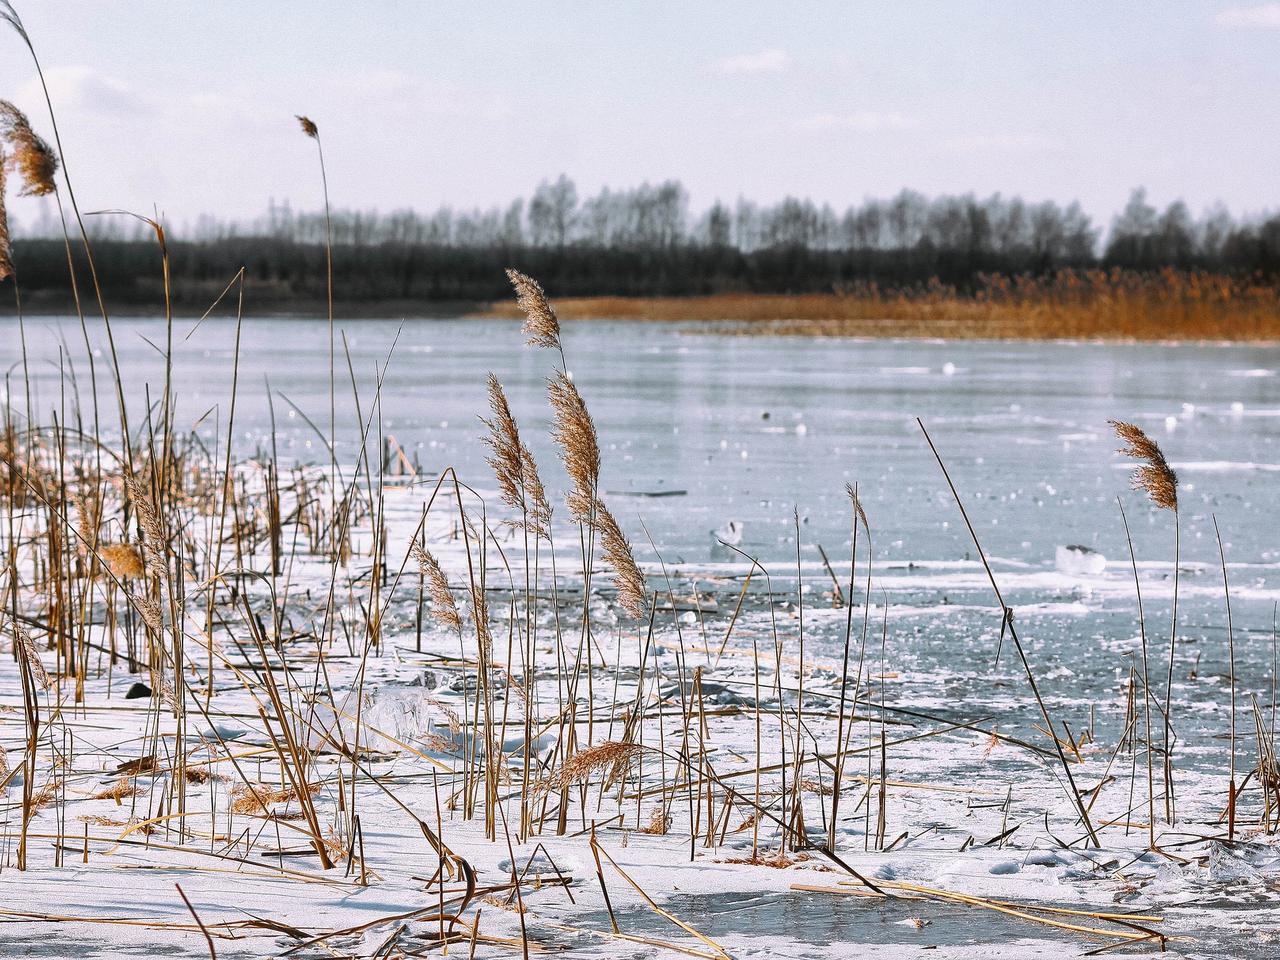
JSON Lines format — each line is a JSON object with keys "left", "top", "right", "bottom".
{"left": 410, "top": 543, "right": 463, "bottom": 631}
{"left": 1110, "top": 419, "right": 1178, "bottom": 511}
{"left": 4, "top": 616, "right": 51, "bottom": 689}
{"left": 844, "top": 482, "right": 869, "bottom": 531}
{"left": 592, "top": 500, "right": 647, "bottom": 618}
{"left": 136, "top": 595, "right": 164, "bottom": 633}
{"left": 100, "top": 543, "right": 145, "bottom": 580}
{"left": 296, "top": 115, "right": 319, "bottom": 139}
{"left": 506, "top": 268, "right": 562, "bottom": 351}
{"left": 0, "top": 144, "right": 10, "bottom": 282}
{"left": 548, "top": 369, "right": 599, "bottom": 522}
{"left": 124, "top": 473, "right": 167, "bottom": 578}
{"left": 536, "top": 740, "right": 642, "bottom": 795}
{"left": 0, "top": 100, "right": 58, "bottom": 197}
{"left": 481, "top": 373, "right": 552, "bottom": 538}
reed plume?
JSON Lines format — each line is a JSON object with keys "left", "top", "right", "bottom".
{"left": 136, "top": 595, "right": 164, "bottom": 633}
{"left": 548, "top": 369, "right": 599, "bottom": 522}
{"left": 4, "top": 617, "right": 50, "bottom": 689}
{"left": 481, "top": 373, "right": 551, "bottom": 537}
{"left": 535, "top": 740, "right": 642, "bottom": 794}
{"left": 0, "top": 143, "right": 10, "bottom": 281}
{"left": 100, "top": 543, "right": 145, "bottom": 580}
{"left": 506, "top": 269, "right": 562, "bottom": 351}
{"left": 844, "top": 482, "right": 869, "bottom": 530}
{"left": 124, "top": 473, "right": 167, "bottom": 579}
{"left": 592, "top": 501, "right": 647, "bottom": 618}
{"left": 0, "top": 100, "right": 58, "bottom": 196}
{"left": 1110, "top": 420, "right": 1178, "bottom": 510}
{"left": 295, "top": 115, "right": 319, "bottom": 139}
{"left": 411, "top": 543, "right": 462, "bottom": 630}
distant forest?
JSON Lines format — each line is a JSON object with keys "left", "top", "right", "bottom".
{"left": 4, "top": 177, "right": 1279, "bottom": 311}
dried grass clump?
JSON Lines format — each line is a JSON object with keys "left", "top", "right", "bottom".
{"left": 100, "top": 543, "right": 145, "bottom": 580}
{"left": 535, "top": 740, "right": 642, "bottom": 795}
{"left": 91, "top": 778, "right": 137, "bottom": 802}
{"left": 1110, "top": 420, "right": 1178, "bottom": 510}
{"left": 411, "top": 544, "right": 462, "bottom": 630}
{"left": 638, "top": 806, "right": 671, "bottom": 835}
{"left": 481, "top": 374, "right": 551, "bottom": 537}
{"left": 28, "top": 784, "right": 60, "bottom": 811}
{"left": 506, "top": 268, "right": 561, "bottom": 351}
{"left": 723, "top": 850, "right": 807, "bottom": 868}
{"left": 230, "top": 781, "right": 319, "bottom": 816}
{"left": 78, "top": 814, "right": 129, "bottom": 827}
{"left": 548, "top": 370, "right": 600, "bottom": 521}
{"left": 802, "top": 778, "right": 834, "bottom": 797}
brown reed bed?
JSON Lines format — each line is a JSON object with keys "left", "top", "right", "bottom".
{"left": 481, "top": 268, "right": 1280, "bottom": 341}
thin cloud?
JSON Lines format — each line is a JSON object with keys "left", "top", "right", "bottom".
{"left": 711, "top": 48, "right": 790, "bottom": 76}
{"left": 944, "top": 133, "right": 1055, "bottom": 154}
{"left": 1215, "top": 4, "right": 1280, "bottom": 27}
{"left": 797, "top": 111, "right": 919, "bottom": 132}
{"left": 20, "top": 66, "right": 147, "bottom": 116}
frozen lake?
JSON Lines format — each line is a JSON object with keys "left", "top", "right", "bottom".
{"left": 8, "top": 315, "right": 1280, "bottom": 568}
{"left": 6, "top": 315, "right": 1280, "bottom": 957}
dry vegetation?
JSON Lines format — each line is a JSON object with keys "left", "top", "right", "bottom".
{"left": 483, "top": 269, "right": 1280, "bottom": 340}
{"left": 1, "top": 5, "right": 1277, "bottom": 957}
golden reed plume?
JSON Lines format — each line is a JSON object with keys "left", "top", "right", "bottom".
{"left": 481, "top": 373, "right": 551, "bottom": 537}
{"left": 295, "top": 115, "right": 319, "bottom": 139}
{"left": 0, "top": 144, "right": 10, "bottom": 281}
{"left": 535, "top": 740, "right": 643, "bottom": 795}
{"left": 100, "top": 543, "right": 145, "bottom": 580}
{"left": 0, "top": 100, "right": 58, "bottom": 196}
{"left": 1110, "top": 420, "right": 1178, "bottom": 510}
{"left": 506, "top": 268, "right": 562, "bottom": 351}
{"left": 844, "top": 482, "right": 869, "bottom": 531}
{"left": 410, "top": 543, "right": 462, "bottom": 630}
{"left": 123, "top": 473, "right": 167, "bottom": 579}
{"left": 4, "top": 616, "right": 51, "bottom": 689}
{"left": 547, "top": 369, "right": 600, "bottom": 522}
{"left": 506, "top": 267, "right": 646, "bottom": 618}
{"left": 592, "top": 502, "right": 647, "bottom": 618}
{"left": 0, "top": 100, "right": 59, "bottom": 280}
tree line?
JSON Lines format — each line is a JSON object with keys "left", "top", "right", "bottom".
{"left": 5, "top": 178, "right": 1279, "bottom": 310}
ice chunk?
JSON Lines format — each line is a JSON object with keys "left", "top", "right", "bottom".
{"left": 711, "top": 520, "right": 744, "bottom": 560}
{"left": 1055, "top": 544, "right": 1105, "bottom": 576}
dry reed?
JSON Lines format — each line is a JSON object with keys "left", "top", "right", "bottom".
{"left": 484, "top": 269, "right": 1280, "bottom": 341}
{"left": 506, "top": 268, "right": 562, "bottom": 351}
{"left": 547, "top": 370, "right": 599, "bottom": 523}
{"left": 1110, "top": 420, "right": 1178, "bottom": 511}
{"left": 411, "top": 543, "right": 462, "bottom": 630}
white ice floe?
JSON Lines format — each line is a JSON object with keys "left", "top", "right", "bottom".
{"left": 1053, "top": 544, "right": 1106, "bottom": 576}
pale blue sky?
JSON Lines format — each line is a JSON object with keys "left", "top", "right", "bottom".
{"left": 1, "top": 1, "right": 1277, "bottom": 230}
